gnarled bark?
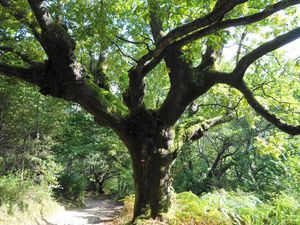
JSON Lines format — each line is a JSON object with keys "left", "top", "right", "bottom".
{"left": 130, "top": 141, "right": 175, "bottom": 219}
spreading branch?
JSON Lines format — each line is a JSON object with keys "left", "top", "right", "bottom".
{"left": 233, "top": 27, "right": 300, "bottom": 80}
{"left": 148, "top": 0, "right": 245, "bottom": 52}
{"left": 206, "top": 26, "right": 300, "bottom": 135}
{"left": 175, "top": 113, "right": 234, "bottom": 152}
{"left": 0, "top": 0, "right": 42, "bottom": 42}
{"left": 209, "top": 69, "right": 300, "bottom": 135}
{"left": 189, "top": 114, "right": 234, "bottom": 141}
{"left": 0, "top": 2, "right": 129, "bottom": 138}
{"left": 27, "top": 0, "right": 54, "bottom": 32}
{"left": 0, "top": 46, "right": 35, "bottom": 65}
{"left": 136, "top": 0, "right": 246, "bottom": 73}
{"left": 175, "top": 0, "right": 300, "bottom": 48}
{"left": 0, "top": 62, "right": 128, "bottom": 137}
{"left": 234, "top": 82, "right": 300, "bottom": 135}
{"left": 136, "top": 0, "right": 300, "bottom": 75}
{"left": 0, "top": 62, "right": 44, "bottom": 85}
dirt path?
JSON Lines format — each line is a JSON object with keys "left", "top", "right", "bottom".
{"left": 41, "top": 197, "right": 123, "bottom": 225}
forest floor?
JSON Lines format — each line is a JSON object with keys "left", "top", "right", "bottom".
{"left": 39, "top": 196, "right": 123, "bottom": 225}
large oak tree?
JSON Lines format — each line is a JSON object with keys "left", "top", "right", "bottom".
{"left": 0, "top": 0, "right": 299, "bottom": 220}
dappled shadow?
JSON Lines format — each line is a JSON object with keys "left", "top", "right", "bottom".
{"left": 43, "top": 196, "right": 123, "bottom": 225}
{"left": 37, "top": 218, "right": 56, "bottom": 225}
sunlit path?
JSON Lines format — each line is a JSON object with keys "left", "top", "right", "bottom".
{"left": 40, "top": 197, "right": 123, "bottom": 225}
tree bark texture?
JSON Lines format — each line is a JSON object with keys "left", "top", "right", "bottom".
{"left": 123, "top": 110, "right": 176, "bottom": 219}
{"left": 130, "top": 142, "right": 174, "bottom": 219}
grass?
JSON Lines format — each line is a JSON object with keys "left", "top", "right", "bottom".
{"left": 0, "top": 175, "right": 63, "bottom": 225}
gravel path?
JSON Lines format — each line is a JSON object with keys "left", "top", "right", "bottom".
{"left": 40, "top": 197, "right": 123, "bottom": 225}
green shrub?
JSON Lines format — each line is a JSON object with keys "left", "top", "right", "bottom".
{"left": 113, "top": 190, "right": 300, "bottom": 225}
{"left": 262, "top": 193, "right": 300, "bottom": 225}
{"left": 0, "top": 175, "right": 50, "bottom": 212}
{"left": 167, "top": 190, "right": 300, "bottom": 225}
{"left": 0, "top": 174, "right": 62, "bottom": 225}
{"left": 167, "top": 190, "right": 260, "bottom": 224}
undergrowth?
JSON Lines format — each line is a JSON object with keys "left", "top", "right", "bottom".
{"left": 112, "top": 190, "right": 300, "bottom": 225}
{"left": 0, "top": 175, "right": 62, "bottom": 225}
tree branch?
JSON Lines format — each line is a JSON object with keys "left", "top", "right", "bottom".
{"left": 189, "top": 114, "right": 234, "bottom": 141}
{"left": 147, "top": 0, "right": 205, "bottom": 127}
{"left": 22, "top": 1, "right": 130, "bottom": 138}
{"left": 147, "top": 0, "right": 189, "bottom": 71}
{"left": 0, "top": 46, "right": 35, "bottom": 65}
{"left": 175, "top": 0, "right": 300, "bottom": 49}
{"left": 174, "top": 113, "right": 233, "bottom": 152}
{"left": 0, "top": 62, "right": 44, "bottom": 85}
{"left": 136, "top": 0, "right": 246, "bottom": 73}
{"left": 0, "top": 0, "right": 42, "bottom": 41}
{"left": 123, "top": 69, "right": 146, "bottom": 115}
{"left": 88, "top": 51, "right": 110, "bottom": 91}
{"left": 234, "top": 81, "right": 300, "bottom": 135}
{"left": 116, "top": 35, "right": 151, "bottom": 51}
{"left": 112, "top": 41, "right": 138, "bottom": 63}
{"left": 210, "top": 69, "right": 300, "bottom": 135}
{"left": 0, "top": 62, "right": 129, "bottom": 140}
{"left": 196, "top": 44, "right": 217, "bottom": 71}
{"left": 147, "top": 0, "right": 164, "bottom": 44}
{"left": 236, "top": 31, "right": 247, "bottom": 64}
{"left": 233, "top": 27, "right": 300, "bottom": 80}
{"left": 162, "top": 0, "right": 246, "bottom": 41}
{"left": 27, "top": 0, "right": 53, "bottom": 32}
{"left": 137, "top": 0, "right": 300, "bottom": 75}
{"left": 207, "top": 139, "right": 232, "bottom": 178}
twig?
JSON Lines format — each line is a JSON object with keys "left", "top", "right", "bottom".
{"left": 112, "top": 41, "right": 138, "bottom": 64}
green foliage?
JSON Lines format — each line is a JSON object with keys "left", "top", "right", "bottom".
{"left": 265, "top": 193, "right": 300, "bottom": 225}
{"left": 58, "top": 172, "right": 88, "bottom": 203}
{"left": 0, "top": 75, "right": 132, "bottom": 204}
{"left": 0, "top": 76, "right": 65, "bottom": 185}
{"left": 115, "top": 191, "right": 300, "bottom": 225}
{"left": 53, "top": 107, "right": 132, "bottom": 199}
{"left": 104, "top": 167, "right": 134, "bottom": 199}
{"left": 167, "top": 191, "right": 261, "bottom": 224}
{"left": 0, "top": 174, "right": 62, "bottom": 225}
{"left": 0, "top": 175, "right": 48, "bottom": 212}
{"left": 167, "top": 191, "right": 300, "bottom": 225}
{"left": 173, "top": 115, "right": 300, "bottom": 199}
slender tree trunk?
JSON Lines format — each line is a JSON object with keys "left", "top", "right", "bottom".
{"left": 129, "top": 142, "right": 175, "bottom": 220}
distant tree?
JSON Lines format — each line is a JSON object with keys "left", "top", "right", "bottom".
{"left": 54, "top": 109, "right": 130, "bottom": 196}
{"left": 0, "top": 0, "right": 299, "bottom": 220}
{"left": 173, "top": 118, "right": 299, "bottom": 197}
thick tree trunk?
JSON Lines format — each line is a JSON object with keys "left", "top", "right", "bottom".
{"left": 93, "top": 176, "right": 105, "bottom": 195}
{"left": 89, "top": 181, "right": 97, "bottom": 192}
{"left": 117, "top": 110, "right": 176, "bottom": 221}
{"left": 130, "top": 142, "right": 175, "bottom": 220}
{"left": 98, "top": 181, "right": 105, "bottom": 195}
